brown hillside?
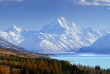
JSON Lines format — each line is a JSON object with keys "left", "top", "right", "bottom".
{"left": 0, "top": 47, "right": 48, "bottom": 58}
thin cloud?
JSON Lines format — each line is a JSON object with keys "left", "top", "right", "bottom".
{"left": 73, "top": 0, "right": 110, "bottom": 6}
{"left": 0, "top": 0, "right": 23, "bottom": 2}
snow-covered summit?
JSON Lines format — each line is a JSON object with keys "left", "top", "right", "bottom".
{"left": 0, "top": 17, "right": 109, "bottom": 53}
{"left": 0, "top": 25, "right": 24, "bottom": 45}
{"left": 20, "top": 17, "right": 102, "bottom": 53}
{"left": 5, "top": 25, "right": 22, "bottom": 33}
{"left": 0, "top": 25, "right": 38, "bottom": 45}
{"left": 40, "top": 17, "right": 68, "bottom": 34}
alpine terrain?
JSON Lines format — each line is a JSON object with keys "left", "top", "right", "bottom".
{"left": 0, "top": 36, "right": 27, "bottom": 52}
{"left": 0, "top": 17, "right": 109, "bottom": 53}
{"left": 79, "top": 33, "right": 110, "bottom": 54}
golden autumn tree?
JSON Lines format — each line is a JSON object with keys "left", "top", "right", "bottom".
{"left": 33, "top": 64, "right": 37, "bottom": 72}
{"left": 49, "top": 64, "right": 53, "bottom": 71}
{"left": 59, "top": 62, "right": 63, "bottom": 74}
{"left": 38, "top": 60, "right": 46, "bottom": 71}
{"left": 25, "top": 70, "right": 29, "bottom": 74}
{"left": 4, "top": 57, "right": 8, "bottom": 65}
{"left": 26, "top": 59, "right": 32, "bottom": 70}
{"left": 54, "top": 62, "right": 59, "bottom": 73}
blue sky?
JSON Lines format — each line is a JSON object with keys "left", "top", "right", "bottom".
{"left": 0, "top": 0, "right": 110, "bottom": 30}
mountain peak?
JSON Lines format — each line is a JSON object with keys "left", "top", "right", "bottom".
{"left": 57, "top": 17, "right": 66, "bottom": 23}
{"left": 11, "top": 25, "right": 17, "bottom": 28}
{"left": 11, "top": 25, "right": 21, "bottom": 31}
{"left": 40, "top": 17, "right": 67, "bottom": 34}
{"left": 5, "top": 25, "right": 22, "bottom": 32}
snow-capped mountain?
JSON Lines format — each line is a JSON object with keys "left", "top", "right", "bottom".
{"left": 0, "top": 17, "right": 109, "bottom": 53}
{"left": 0, "top": 25, "right": 37, "bottom": 45}
{"left": 19, "top": 17, "right": 102, "bottom": 53}
{"left": 0, "top": 37, "right": 27, "bottom": 52}
{"left": 79, "top": 33, "right": 110, "bottom": 54}
{"left": 0, "top": 25, "right": 24, "bottom": 45}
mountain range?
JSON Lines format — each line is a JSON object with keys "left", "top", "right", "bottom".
{"left": 0, "top": 17, "right": 110, "bottom": 53}
{"left": 79, "top": 33, "right": 110, "bottom": 54}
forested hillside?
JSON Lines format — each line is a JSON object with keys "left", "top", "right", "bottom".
{"left": 0, "top": 55, "right": 109, "bottom": 74}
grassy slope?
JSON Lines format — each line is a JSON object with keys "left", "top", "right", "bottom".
{"left": 0, "top": 47, "right": 48, "bottom": 58}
